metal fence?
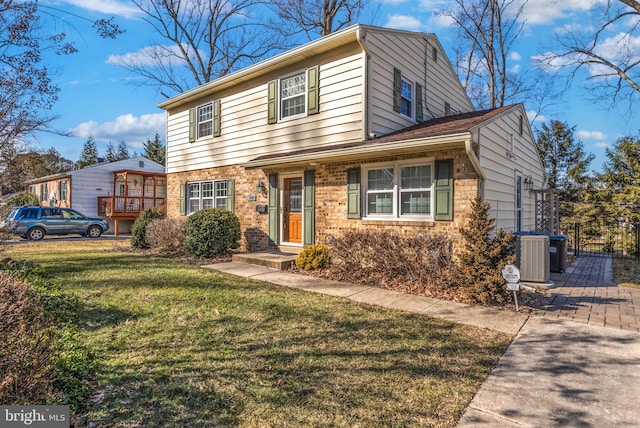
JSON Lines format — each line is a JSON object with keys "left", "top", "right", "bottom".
{"left": 565, "top": 221, "right": 640, "bottom": 259}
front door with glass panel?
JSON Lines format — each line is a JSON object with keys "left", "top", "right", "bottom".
{"left": 282, "top": 177, "right": 303, "bottom": 244}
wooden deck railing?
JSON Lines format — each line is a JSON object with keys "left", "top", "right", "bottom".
{"left": 98, "top": 196, "right": 166, "bottom": 216}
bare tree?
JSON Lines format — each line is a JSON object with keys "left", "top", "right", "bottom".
{"left": 442, "top": 0, "right": 532, "bottom": 109}
{"left": 125, "top": 0, "right": 285, "bottom": 96}
{"left": 0, "top": 1, "right": 122, "bottom": 194}
{"left": 268, "top": 0, "right": 368, "bottom": 40}
{"left": 534, "top": 0, "right": 640, "bottom": 110}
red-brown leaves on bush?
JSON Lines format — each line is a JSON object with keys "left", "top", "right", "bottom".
{"left": 0, "top": 272, "right": 55, "bottom": 404}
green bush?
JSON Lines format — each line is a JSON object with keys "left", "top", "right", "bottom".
{"left": 0, "top": 260, "right": 97, "bottom": 413}
{"left": 295, "top": 245, "right": 331, "bottom": 270}
{"left": 452, "top": 196, "right": 516, "bottom": 305}
{"left": 183, "top": 208, "right": 241, "bottom": 257}
{"left": 0, "top": 192, "right": 40, "bottom": 219}
{"left": 131, "top": 208, "right": 165, "bottom": 249}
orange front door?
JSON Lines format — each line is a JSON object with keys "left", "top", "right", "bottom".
{"left": 283, "top": 178, "right": 302, "bottom": 244}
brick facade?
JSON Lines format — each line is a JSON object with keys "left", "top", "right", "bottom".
{"left": 167, "top": 148, "right": 478, "bottom": 253}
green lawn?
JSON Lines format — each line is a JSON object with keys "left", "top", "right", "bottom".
{"left": 5, "top": 240, "right": 512, "bottom": 427}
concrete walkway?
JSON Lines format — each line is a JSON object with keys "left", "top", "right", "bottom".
{"left": 459, "top": 255, "right": 640, "bottom": 427}
{"left": 203, "top": 256, "right": 640, "bottom": 428}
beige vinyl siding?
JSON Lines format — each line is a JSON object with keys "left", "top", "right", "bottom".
{"left": 365, "top": 31, "right": 474, "bottom": 136}
{"left": 422, "top": 37, "right": 475, "bottom": 118}
{"left": 166, "top": 51, "right": 365, "bottom": 174}
{"left": 476, "top": 107, "right": 544, "bottom": 232}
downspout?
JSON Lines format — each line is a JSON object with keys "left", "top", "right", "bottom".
{"left": 465, "top": 137, "right": 484, "bottom": 199}
{"left": 356, "top": 27, "right": 371, "bottom": 141}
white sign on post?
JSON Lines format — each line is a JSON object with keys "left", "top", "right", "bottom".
{"left": 501, "top": 264, "right": 521, "bottom": 311}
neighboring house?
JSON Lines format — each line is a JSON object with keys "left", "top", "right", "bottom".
{"left": 25, "top": 157, "right": 166, "bottom": 235}
{"left": 158, "top": 25, "right": 545, "bottom": 252}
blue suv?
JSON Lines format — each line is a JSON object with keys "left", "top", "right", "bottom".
{"left": 4, "top": 206, "right": 109, "bottom": 240}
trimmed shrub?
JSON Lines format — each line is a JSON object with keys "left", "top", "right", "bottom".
{"left": 295, "top": 245, "right": 331, "bottom": 270}
{"left": 183, "top": 208, "right": 241, "bottom": 257}
{"left": 327, "top": 230, "right": 454, "bottom": 296}
{"left": 131, "top": 208, "right": 165, "bottom": 249}
{"left": 0, "top": 271, "right": 55, "bottom": 404}
{"left": 452, "top": 196, "right": 516, "bottom": 305}
{"left": 146, "top": 217, "right": 186, "bottom": 253}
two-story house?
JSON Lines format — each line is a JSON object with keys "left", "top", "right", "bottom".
{"left": 158, "top": 25, "right": 545, "bottom": 252}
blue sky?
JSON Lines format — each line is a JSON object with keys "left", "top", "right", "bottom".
{"left": 34, "top": 0, "right": 639, "bottom": 171}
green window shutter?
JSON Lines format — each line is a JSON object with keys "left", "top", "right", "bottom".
{"left": 213, "top": 99, "right": 221, "bottom": 137}
{"left": 346, "top": 167, "right": 361, "bottom": 219}
{"left": 179, "top": 183, "right": 186, "bottom": 215}
{"left": 268, "top": 173, "right": 278, "bottom": 245}
{"left": 188, "top": 108, "right": 196, "bottom": 142}
{"left": 307, "top": 65, "right": 320, "bottom": 115}
{"left": 267, "top": 80, "right": 278, "bottom": 124}
{"left": 226, "top": 179, "right": 234, "bottom": 213}
{"left": 416, "top": 83, "right": 424, "bottom": 122}
{"left": 393, "top": 67, "right": 402, "bottom": 113}
{"left": 434, "top": 159, "right": 454, "bottom": 221}
{"left": 303, "top": 170, "right": 315, "bottom": 246}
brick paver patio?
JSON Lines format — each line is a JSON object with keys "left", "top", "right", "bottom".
{"left": 539, "top": 255, "right": 640, "bottom": 332}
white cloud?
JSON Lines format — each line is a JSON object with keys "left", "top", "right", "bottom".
{"left": 595, "top": 142, "right": 610, "bottom": 148}
{"left": 384, "top": 14, "right": 423, "bottom": 31}
{"left": 527, "top": 110, "right": 546, "bottom": 126}
{"left": 70, "top": 113, "right": 166, "bottom": 147}
{"left": 510, "top": 51, "right": 522, "bottom": 61}
{"left": 57, "top": 0, "right": 140, "bottom": 19}
{"left": 520, "top": 0, "right": 607, "bottom": 25}
{"left": 577, "top": 130, "right": 607, "bottom": 140}
{"left": 107, "top": 44, "right": 193, "bottom": 67}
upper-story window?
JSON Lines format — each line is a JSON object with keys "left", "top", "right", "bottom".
{"left": 188, "top": 100, "right": 221, "bottom": 143}
{"left": 197, "top": 103, "right": 213, "bottom": 138}
{"left": 363, "top": 158, "right": 434, "bottom": 220}
{"left": 280, "top": 72, "right": 306, "bottom": 119}
{"left": 400, "top": 78, "right": 413, "bottom": 117}
{"left": 268, "top": 65, "right": 320, "bottom": 124}
{"left": 393, "top": 68, "right": 423, "bottom": 121}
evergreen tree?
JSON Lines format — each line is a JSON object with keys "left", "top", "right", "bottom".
{"left": 452, "top": 196, "right": 515, "bottom": 305}
{"left": 535, "top": 120, "right": 595, "bottom": 223}
{"left": 143, "top": 133, "right": 165, "bottom": 165}
{"left": 76, "top": 136, "right": 99, "bottom": 169}
{"left": 600, "top": 135, "right": 640, "bottom": 223}
{"left": 116, "top": 141, "right": 130, "bottom": 160}
{"left": 105, "top": 142, "right": 118, "bottom": 162}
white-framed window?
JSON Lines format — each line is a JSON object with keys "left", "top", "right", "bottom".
{"left": 187, "top": 180, "right": 227, "bottom": 214}
{"left": 197, "top": 102, "right": 213, "bottom": 138}
{"left": 400, "top": 77, "right": 413, "bottom": 118}
{"left": 363, "top": 158, "right": 434, "bottom": 220}
{"left": 280, "top": 72, "right": 306, "bottom": 119}
{"left": 58, "top": 180, "right": 67, "bottom": 201}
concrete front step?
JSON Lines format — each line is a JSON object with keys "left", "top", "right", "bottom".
{"left": 231, "top": 251, "right": 299, "bottom": 270}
